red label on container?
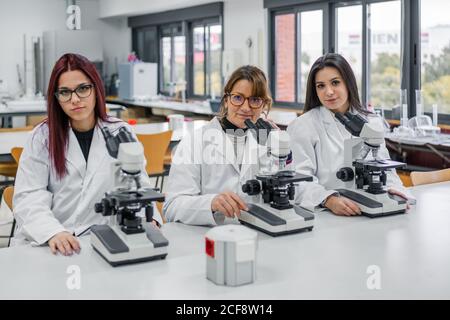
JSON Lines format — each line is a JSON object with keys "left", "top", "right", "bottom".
{"left": 205, "top": 237, "right": 214, "bottom": 258}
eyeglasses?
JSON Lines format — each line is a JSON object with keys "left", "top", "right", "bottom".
{"left": 55, "top": 84, "right": 94, "bottom": 102}
{"left": 226, "top": 93, "right": 265, "bottom": 109}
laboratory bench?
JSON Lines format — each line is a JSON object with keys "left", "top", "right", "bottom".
{"left": 1, "top": 181, "right": 449, "bottom": 299}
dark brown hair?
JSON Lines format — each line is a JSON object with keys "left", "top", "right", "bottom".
{"left": 218, "top": 65, "right": 272, "bottom": 118}
{"left": 304, "top": 53, "right": 369, "bottom": 114}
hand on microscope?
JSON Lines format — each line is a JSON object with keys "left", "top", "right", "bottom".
{"left": 323, "top": 195, "right": 361, "bottom": 216}
{"left": 387, "top": 188, "right": 411, "bottom": 210}
{"left": 48, "top": 231, "right": 81, "bottom": 256}
{"left": 261, "top": 117, "right": 280, "bottom": 130}
{"left": 211, "top": 191, "right": 249, "bottom": 218}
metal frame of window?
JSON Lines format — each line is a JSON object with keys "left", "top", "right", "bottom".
{"left": 188, "top": 17, "right": 223, "bottom": 99}
{"left": 129, "top": 2, "right": 223, "bottom": 100}
{"left": 267, "top": 0, "right": 450, "bottom": 124}
{"left": 269, "top": 3, "right": 329, "bottom": 108}
{"left": 158, "top": 23, "right": 185, "bottom": 95}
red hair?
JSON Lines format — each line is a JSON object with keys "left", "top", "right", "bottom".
{"left": 46, "top": 53, "right": 109, "bottom": 179}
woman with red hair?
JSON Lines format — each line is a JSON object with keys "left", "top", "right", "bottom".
{"left": 11, "top": 53, "right": 161, "bottom": 255}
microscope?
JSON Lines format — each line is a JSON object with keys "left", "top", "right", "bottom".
{"left": 90, "top": 126, "right": 169, "bottom": 266}
{"left": 238, "top": 119, "right": 315, "bottom": 236}
{"left": 334, "top": 112, "right": 407, "bottom": 217}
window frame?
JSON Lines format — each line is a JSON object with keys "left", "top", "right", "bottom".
{"left": 267, "top": 0, "right": 450, "bottom": 124}
{"left": 129, "top": 2, "right": 223, "bottom": 100}
{"left": 269, "top": 3, "right": 330, "bottom": 109}
{"left": 158, "top": 22, "right": 186, "bottom": 95}
{"left": 188, "top": 17, "right": 223, "bottom": 99}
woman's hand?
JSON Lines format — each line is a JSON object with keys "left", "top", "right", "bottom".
{"left": 324, "top": 195, "right": 361, "bottom": 216}
{"left": 151, "top": 220, "right": 160, "bottom": 228}
{"left": 48, "top": 231, "right": 80, "bottom": 256}
{"left": 263, "top": 118, "right": 280, "bottom": 130}
{"left": 212, "top": 191, "right": 249, "bottom": 218}
{"left": 388, "top": 188, "right": 411, "bottom": 210}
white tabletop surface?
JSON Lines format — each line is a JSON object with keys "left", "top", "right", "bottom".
{"left": 0, "top": 102, "right": 123, "bottom": 114}
{"left": 133, "top": 120, "right": 208, "bottom": 141}
{"left": 114, "top": 98, "right": 214, "bottom": 115}
{"left": 0, "top": 120, "right": 209, "bottom": 155}
{"left": 268, "top": 110, "right": 298, "bottom": 127}
{"left": 0, "top": 182, "right": 449, "bottom": 299}
{"left": 0, "top": 131, "right": 31, "bottom": 154}
{"left": 385, "top": 132, "right": 450, "bottom": 147}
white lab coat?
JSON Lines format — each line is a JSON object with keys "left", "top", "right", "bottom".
{"left": 12, "top": 118, "right": 162, "bottom": 246}
{"left": 287, "top": 106, "right": 409, "bottom": 212}
{"left": 163, "top": 117, "right": 266, "bottom": 226}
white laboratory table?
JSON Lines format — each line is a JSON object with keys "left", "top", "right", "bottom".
{"left": 107, "top": 98, "right": 299, "bottom": 127}
{"left": 0, "top": 181, "right": 449, "bottom": 299}
{"left": 0, "top": 103, "right": 125, "bottom": 126}
{"left": 0, "top": 121, "right": 209, "bottom": 158}
{"left": 0, "top": 131, "right": 31, "bottom": 155}
{"left": 133, "top": 120, "right": 208, "bottom": 141}
{"left": 268, "top": 110, "right": 298, "bottom": 127}
{"left": 107, "top": 98, "right": 214, "bottom": 116}
{"left": 385, "top": 132, "right": 450, "bottom": 147}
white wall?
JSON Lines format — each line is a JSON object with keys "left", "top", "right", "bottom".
{"left": 224, "top": 0, "right": 267, "bottom": 73}
{"left": 0, "top": 0, "right": 131, "bottom": 97}
{"left": 99, "top": 0, "right": 269, "bottom": 73}
{"left": 0, "top": 0, "right": 268, "bottom": 97}
{"left": 98, "top": 0, "right": 216, "bottom": 18}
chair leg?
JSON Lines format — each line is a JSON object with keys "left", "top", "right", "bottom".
{"left": 8, "top": 219, "right": 16, "bottom": 247}
{"left": 160, "top": 175, "right": 165, "bottom": 192}
{"left": 155, "top": 176, "right": 159, "bottom": 189}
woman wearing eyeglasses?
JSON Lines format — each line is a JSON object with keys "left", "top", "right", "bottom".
{"left": 11, "top": 53, "right": 161, "bottom": 254}
{"left": 164, "top": 65, "right": 276, "bottom": 225}
{"left": 287, "top": 53, "right": 411, "bottom": 216}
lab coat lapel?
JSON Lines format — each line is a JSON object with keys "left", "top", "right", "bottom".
{"left": 84, "top": 124, "right": 108, "bottom": 188}
{"left": 66, "top": 128, "right": 87, "bottom": 179}
{"left": 240, "top": 131, "right": 261, "bottom": 180}
{"left": 207, "top": 118, "right": 240, "bottom": 173}
{"left": 320, "top": 106, "right": 345, "bottom": 145}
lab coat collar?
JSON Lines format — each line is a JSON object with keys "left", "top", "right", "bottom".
{"left": 319, "top": 105, "right": 335, "bottom": 125}
{"left": 208, "top": 117, "right": 265, "bottom": 178}
{"left": 84, "top": 122, "right": 108, "bottom": 188}
{"left": 66, "top": 126, "right": 87, "bottom": 179}
{"left": 319, "top": 106, "right": 346, "bottom": 143}
{"left": 208, "top": 117, "right": 240, "bottom": 173}
{"left": 239, "top": 130, "right": 261, "bottom": 180}
{"left": 65, "top": 120, "right": 108, "bottom": 185}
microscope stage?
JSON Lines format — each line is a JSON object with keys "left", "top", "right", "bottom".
{"left": 91, "top": 224, "right": 169, "bottom": 266}
{"left": 239, "top": 203, "right": 314, "bottom": 237}
{"left": 336, "top": 188, "right": 407, "bottom": 218}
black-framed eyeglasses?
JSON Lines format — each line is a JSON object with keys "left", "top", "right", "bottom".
{"left": 55, "top": 84, "right": 94, "bottom": 102}
{"left": 226, "top": 93, "right": 265, "bottom": 109}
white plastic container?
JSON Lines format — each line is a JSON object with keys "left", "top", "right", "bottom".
{"left": 205, "top": 225, "right": 258, "bottom": 286}
{"left": 167, "top": 114, "right": 184, "bottom": 131}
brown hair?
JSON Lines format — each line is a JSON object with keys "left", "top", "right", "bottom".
{"left": 218, "top": 65, "right": 272, "bottom": 119}
{"left": 304, "top": 53, "right": 369, "bottom": 115}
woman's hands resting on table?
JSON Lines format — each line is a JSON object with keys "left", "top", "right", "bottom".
{"left": 48, "top": 220, "right": 160, "bottom": 255}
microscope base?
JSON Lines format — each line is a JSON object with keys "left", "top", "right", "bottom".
{"left": 91, "top": 224, "right": 169, "bottom": 267}
{"left": 239, "top": 203, "right": 314, "bottom": 237}
{"left": 336, "top": 188, "right": 407, "bottom": 218}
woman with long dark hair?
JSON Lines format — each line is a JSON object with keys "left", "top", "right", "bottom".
{"left": 12, "top": 53, "right": 161, "bottom": 254}
{"left": 287, "top": 53, "right": 411, "bottom": 216}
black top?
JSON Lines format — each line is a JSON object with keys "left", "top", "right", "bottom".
{"left": 220, "top": 117, "right": 248, "bottom": 135}
{"left": 73, "top": 127, "right": 95, "bottom": 162}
